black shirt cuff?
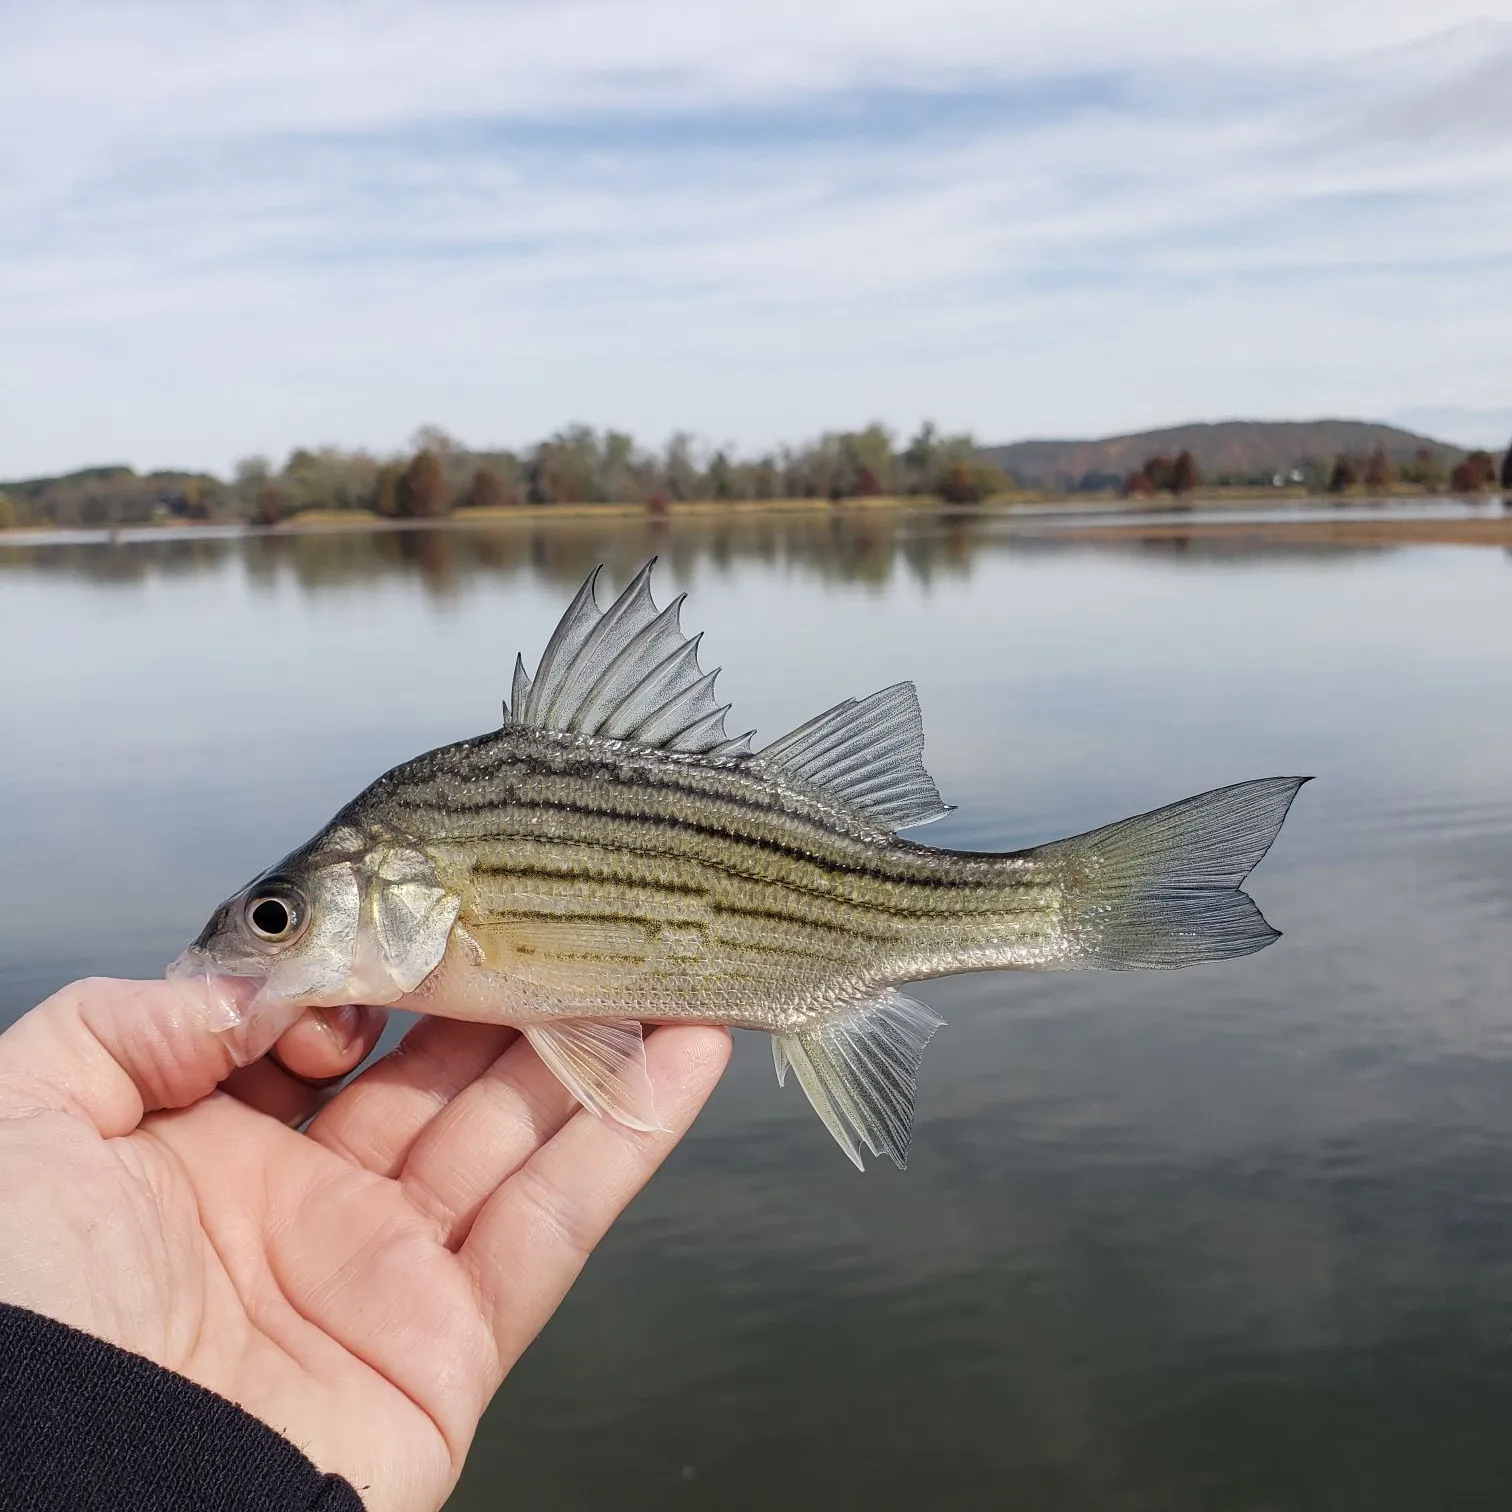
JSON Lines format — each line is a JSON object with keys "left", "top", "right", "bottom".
{"left": 0, "top": 1302, "right": 366, "bottom": 1511}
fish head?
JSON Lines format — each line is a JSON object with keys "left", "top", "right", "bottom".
{"left": 168, "top": 829, "right": 462, "bottom": 1013}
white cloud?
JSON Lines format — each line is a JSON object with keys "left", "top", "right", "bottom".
{"left": 2, "top": 2, "right": 1510, "bottom": 475}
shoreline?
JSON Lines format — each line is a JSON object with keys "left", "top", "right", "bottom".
{"left": 1, "top": 491, "right": 1509, "bottom": 550}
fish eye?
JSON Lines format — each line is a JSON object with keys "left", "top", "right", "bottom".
{"left": 245, "top": 886, "right": 308, "bottom": 944}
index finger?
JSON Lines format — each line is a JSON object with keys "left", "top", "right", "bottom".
{"left": 459, "top": 1024, "right": 730, "bottom": 1372}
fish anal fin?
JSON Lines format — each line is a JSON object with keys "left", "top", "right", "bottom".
{"left": 757, "top": 682, "right": 952, "bottom": 833}
{"left": 772, "top": 990, "right": 945, "bottom": 1170}
{"left": 523, "top": 1019, "right": 666, "bottom": 1133}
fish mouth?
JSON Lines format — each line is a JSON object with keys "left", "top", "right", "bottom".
{"left": 166, "top": 948, "right": 265, "bottom": 1030}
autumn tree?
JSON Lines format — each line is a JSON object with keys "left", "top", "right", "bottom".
{"left": 1170, "top": 450, "right": 1199, "bottom": 495}
{"left": 1327, "top": 454, "right": 1358, "bottom": 493}
{"left": 369, "top": 464, "right": 401, "bottom": 517}
{"left": 1449, "top": 451, "right": 1496, "bottom": 494}
{"left": 395, "top": 449, "right": 450, "bottom": 517}
{"left": 253, "top": 484, "right": 287, "bottom": 527}
{"left": 1363, "top": 448, "right": 1392, "bottom": 489}
{"left": 459, "top": 468, "right": 510, "bottom": 509}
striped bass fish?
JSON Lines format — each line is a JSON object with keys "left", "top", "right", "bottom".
{"left": 171, "top": 560, "right": 1305, "bottom": 1169}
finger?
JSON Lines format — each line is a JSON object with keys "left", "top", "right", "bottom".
{"left": 271, "top": 1005, "right": 387, "bottom": 1085}
{"left": 305, "top": 1017, "right": 518, "bottom": 1177}
{"left": 462, "top": 1025, "right": 729, "bottom": 1371}
{"left": 0, "top": 976, "right": 275, "bottom": 1136}
{"left": 219, "top": 1006, "right": 389, "bottom": 1127}
{"left": 395, "top": 1031, "right": 587, "bottom": 1246}
{"left": 222, "top": 1057, "right": 330, "bottom": 1128}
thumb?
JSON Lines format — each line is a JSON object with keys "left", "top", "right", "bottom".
{"left": 0, "top": 976, "right": 308, "bottom": 1137}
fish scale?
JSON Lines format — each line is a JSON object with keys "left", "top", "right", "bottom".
{"left": 172, "top": 559, "right": 1306, "bottom": 1171}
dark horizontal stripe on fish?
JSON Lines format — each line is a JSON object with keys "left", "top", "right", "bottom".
{"left": 473, "top": 895, "right": 866, "bottom": 940}
{"left": 466, "top": 846, "right": 931, "bottom": 929}
{"left": 470, "top": 907, "right": 855, "bottom": 965}
{"left": 465, "top": 860, "right": 903, "bottom": 938}
{"left": 411, "top": 796, "right": 964, "bottom": 893}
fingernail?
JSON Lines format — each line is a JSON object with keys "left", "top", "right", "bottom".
{"left": 319, "top": 1004, "right": 361, "bottom": 1048}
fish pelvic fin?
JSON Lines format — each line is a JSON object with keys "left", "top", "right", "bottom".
{"left": 1035, "top": 776, "right": 1310, "bottom": 969}
{"left": 523, "top": 1019, "right": 667, "bottom": 1132}
{"left": 773, "top": 990, "right": 946, "bottom": 1171}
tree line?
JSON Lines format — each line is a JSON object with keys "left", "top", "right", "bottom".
{"left": 0, "top": 423, "right": 1011, "bottom": 530}
{"left": 1120, "top": 443, "right": 1512, "bottom": 499}
{"left": 3, "top": 423, "right": 1509, "bottom": 530}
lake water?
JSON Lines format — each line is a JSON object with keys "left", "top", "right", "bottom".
{"left": 3, "top": 512, "right": 1511, "bottom": 1511}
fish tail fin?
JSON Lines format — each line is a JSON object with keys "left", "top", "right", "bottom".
{"left": 1034, "top": 776, "right": 1309, "bottom": 969}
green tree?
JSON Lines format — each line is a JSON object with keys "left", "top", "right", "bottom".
{"left": 662, "top": 433, "right": 700, "bottom": 502}
{"left": 529, "top": 428, "right": 597, "bottom": 504}
{"left": 750, "top": 456, "right": 779, "bottom": 500}
{"left": 936, "top": 460, "right": 1006, "bottom": 504}
{"left": 840, "top": 424, "right": 896, "bottom": 496}
{"left": 1398, "top": 447, "right": 1445, "bottom": 492}
{"left": 706, "top": 450, "right": 736, "bottom": 500}
{"left": 901, "top": 422, "right": 939, "bottom": 491}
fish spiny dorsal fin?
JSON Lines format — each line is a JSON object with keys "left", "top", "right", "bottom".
{"left": 521, "top": 566, "right": 602, "bottom": 726}
{"left": 504, "top": 654, "right": 531, "bottom": 726}
{"left": 512, "top": 560, "right": 753, "bottom": 755}
{"left": 757, "top": 681, "right": 954, "bottom": 831}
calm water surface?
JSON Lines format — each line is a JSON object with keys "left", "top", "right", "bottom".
{"left": 3, "top": 513, "right": 1511, "bottom": 1510}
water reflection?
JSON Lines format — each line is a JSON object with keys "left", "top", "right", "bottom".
{"left": 0, "top": 505, "right": 1415, "bottom": 597}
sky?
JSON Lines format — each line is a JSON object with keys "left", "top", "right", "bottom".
{"left": 3, "top": 0, "right": 1511, "bottom": 479}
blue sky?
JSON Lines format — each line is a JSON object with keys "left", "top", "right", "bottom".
{"left": 3, "top": 0, "right": 1511, "bottom": 478}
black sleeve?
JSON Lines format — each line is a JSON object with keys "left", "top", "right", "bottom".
{"left": 0, "top": 1302, "right": 367, "bottom": 1512}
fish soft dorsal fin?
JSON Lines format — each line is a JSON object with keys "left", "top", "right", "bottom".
{"left": 504, "top": 560, "right": 752, "bottom": 755}
{"left": 757, "top": 681, "right": 954, "bottom": 831}
{"left": 773, "top": 990, "right": 946, "bottom": 1170}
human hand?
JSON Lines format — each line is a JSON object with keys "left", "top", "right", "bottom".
{"left": 0, "top": 978, "right": 729, "bottom": 1512}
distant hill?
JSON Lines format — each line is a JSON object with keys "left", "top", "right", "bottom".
{"left": 979, "top": 420, "right": 1467, "bottom": 490}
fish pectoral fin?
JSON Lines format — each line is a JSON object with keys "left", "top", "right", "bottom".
{"left": 523, "top": 1019, "right": 667, "bottom": 1133}
{"left": 773, "top": 990, "right": 945, "bottom": 1172}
